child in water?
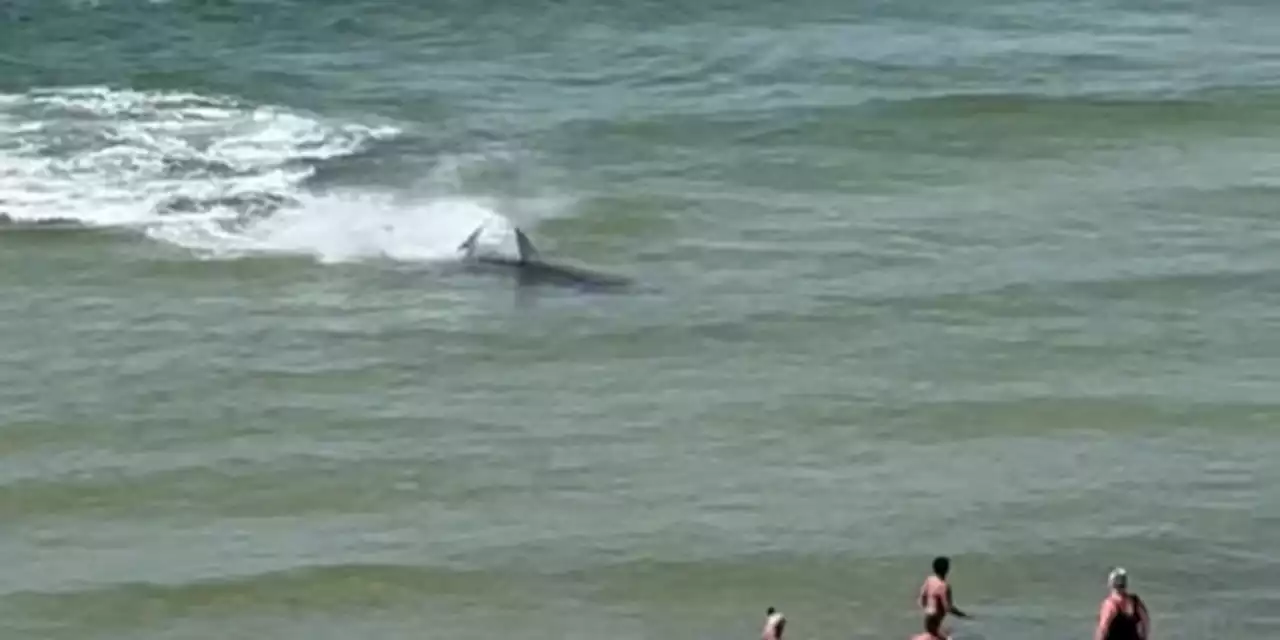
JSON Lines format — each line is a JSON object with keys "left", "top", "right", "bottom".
{"left": 761, "top": 607, "right": 786, "bottom": 640}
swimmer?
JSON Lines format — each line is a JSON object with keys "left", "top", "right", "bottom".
{"left": 1095, "top": 568, "right": 1150, "bottom": 640}
{"left": 919, "top": 556, "right": 970, "bottom": 632}
{"left": 761, "top": 606, "right": 786, "bottom": 640}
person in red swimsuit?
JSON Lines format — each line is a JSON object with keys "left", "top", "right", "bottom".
{"left": 1095, "top": 568, "right": 1150, "bottom": 640}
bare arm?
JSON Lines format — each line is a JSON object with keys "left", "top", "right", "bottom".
{"left": 946, "top": 585, "right": 970, "bottom": 618}
{"left": 1094, "top": 600, "right": 1117, "bottom": 640}
{"left": 1136, "top": 596, "right": 1150, "bottom": 639}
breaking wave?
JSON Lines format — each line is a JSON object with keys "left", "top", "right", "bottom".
{"left": 0, "top": 86, "right": 530, "bottom": 263}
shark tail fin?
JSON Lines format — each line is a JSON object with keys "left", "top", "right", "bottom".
{"left": 458, "top": 224, "right": 486, "bottom": 257}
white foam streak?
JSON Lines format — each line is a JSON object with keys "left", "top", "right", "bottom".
{"left": 148, "top": 195, "right": 503, "bottom": 264}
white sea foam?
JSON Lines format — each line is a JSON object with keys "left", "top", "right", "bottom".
{"left": 0, "top": 85, "right": 530, "bottom": 263}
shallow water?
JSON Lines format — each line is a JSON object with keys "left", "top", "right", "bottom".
{"left": 2, "top": 0, "right": 1279, "bottom": 638}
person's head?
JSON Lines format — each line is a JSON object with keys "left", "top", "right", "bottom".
{"left": 766, "top": 607, "right": 776, "bottom": 617}
{"left": 1108, "top": 567, "right": 1128, "bottom": 592}
{"left": 932, "top": 556, "right": 951, "bottom": 578}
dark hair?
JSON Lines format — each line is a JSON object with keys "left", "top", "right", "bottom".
{"left": 766, "top": 607, "right": 776, "bottom": 615}
{"left": 932, "top": 556, "right": 950, "bottom": 576}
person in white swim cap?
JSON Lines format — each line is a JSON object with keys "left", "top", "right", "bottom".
{"left": 1095, "top": 567, "right": 1150, "bottom": 640}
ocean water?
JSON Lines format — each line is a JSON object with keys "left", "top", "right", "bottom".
{"left": 2, "top": 0, "right": 1279, "bottom": 638}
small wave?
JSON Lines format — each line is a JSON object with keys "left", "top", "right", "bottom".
{"left": 862, "top": 87, "right": 1280, "bottom": 126}
{"left": 871, "top": 90, "right": 1195, "bottom": 114}
{"left": 0, "top": 85, "right": 529, "bottom": 263}
{"left": 4, "top": 562, "right": 530, "bottom": 620}
{"left": 0, "top": 212, "right": 87, "bottom": 229}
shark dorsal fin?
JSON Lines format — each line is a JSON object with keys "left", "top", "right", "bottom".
{"left": 515, "top": 228, "right": 539, "bottom": 263}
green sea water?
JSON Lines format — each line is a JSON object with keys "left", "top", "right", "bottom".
{"left": 2, "top": 0, "right": 1279, "bottom": 638}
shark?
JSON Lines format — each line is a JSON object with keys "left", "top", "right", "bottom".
{"left": 455, "top": 222, "right": 634, "bottom": 292}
